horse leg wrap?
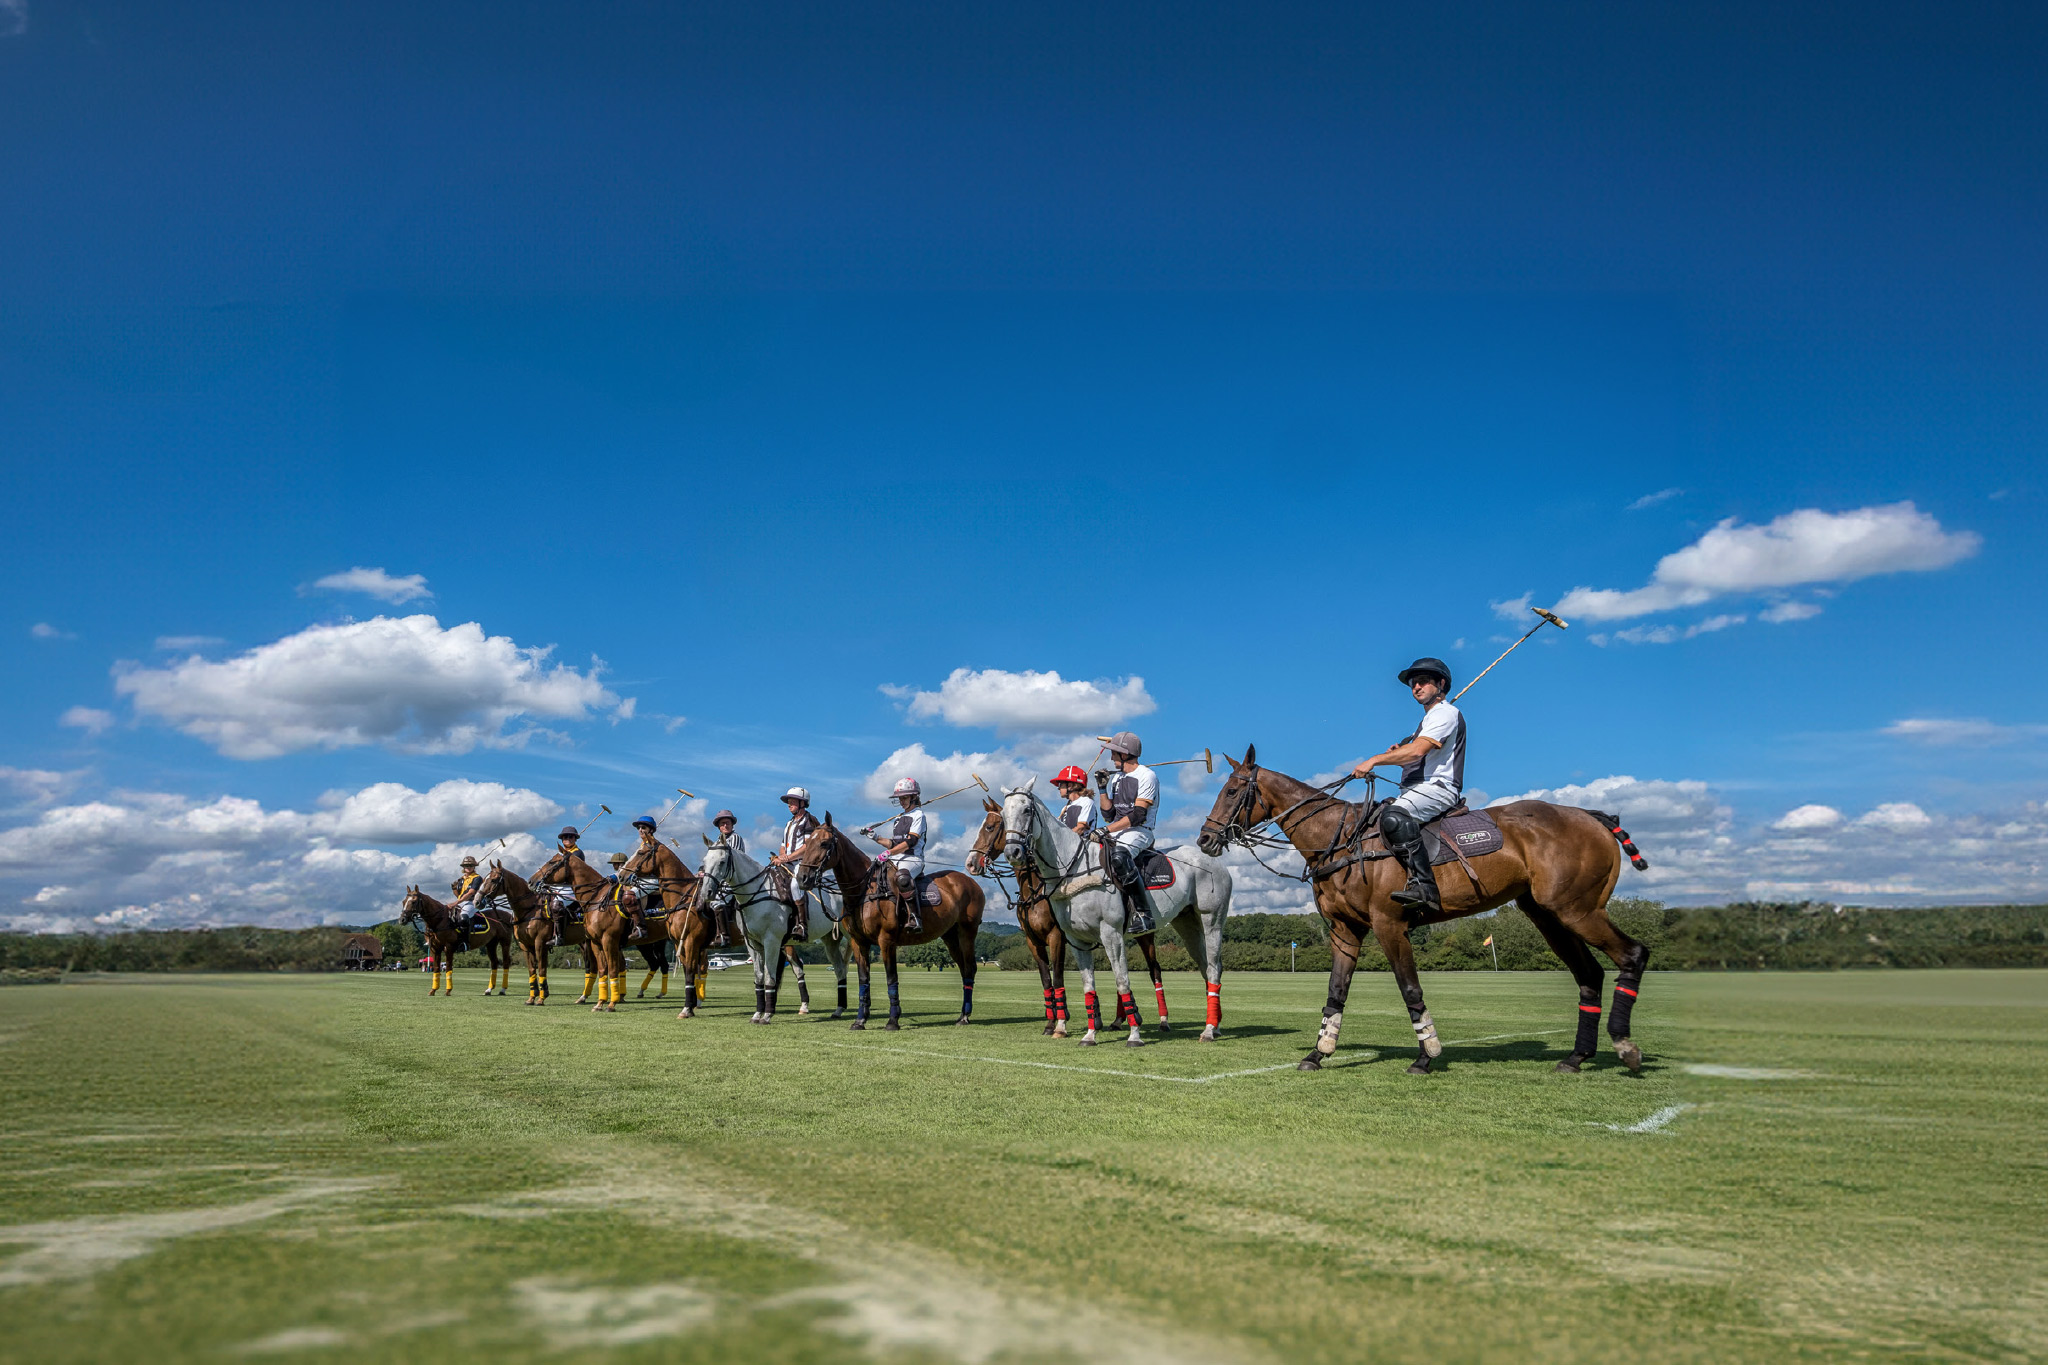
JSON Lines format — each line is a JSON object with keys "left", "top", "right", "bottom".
{"left": 1117, "top": 991, "right": 1138, "bottom": 1027}
{"left": 1411, "top": 1008, "right": 1442, "bottom": 1058}
{"left": 755, "top": 984, "right": 767, "bottom": 1016}
{"left": 582, "top": 972, "right": 596, "bottom": 998}
{"left": 887, "top": 980, "right": 901, "bottom": 1022}
{"left": 1316, "top": 1009, "right": 1343, "bottom": 1056}
{"left": 682, "top": 982, "right": 697, "bottom": 1011}
{"left": 658, "top": 971, "right": 669, "bottom": 997}
{"left": 1609, "top": 972, "right": 1641, "bottom": 1040}
{"left": 1053, "top": 985, "right": 1069, "bottom": 1021}
{"left": 797, "top": 977, "right": 811, "bottom": 1007}
{"left": 1084, "top": 990, "right": 1102, "bottom": 1032}
{"left": 837, "top": 981, "right": 848, "bottom": 1011}
{"left": 1206, "top": 982, "right": 1221, "bottom": 1028}
{"left": 1154, "top": 982, "right": 1169, "bottom": 1022}
{"left": 961, "top": 982, "right": 974, "bottom": 1017}
{"left": 1042, "top": 987, "right": 1054, "bottom": 1022}
{"left": 1575, "top": 1001, "right": 1602, "bottom": 1057}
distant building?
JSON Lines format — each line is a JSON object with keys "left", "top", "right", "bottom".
{"left": 340, "top": 933, "right": 385, "bottom": 970}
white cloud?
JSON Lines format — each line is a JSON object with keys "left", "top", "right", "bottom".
{"left": 1601, "top": 613, "right": 1747, "bottom": 646}
{"left": 0, "top": 768, "right": 78, "bottom": 809}
{"left": 1555, "top": 503, "right": 1980, "bottom": 622}
{"left": 308, "top": 567, "right": 432, "bottom": 604}
{"left": 0, "top": 0, "right": 23, "bottom": 39}
{"left": 318, "top": 780, "right": 562, "bottom": 843}
{"left": 1759, "top": 601, "right": 1823, "bottom": 624}
{"left": 861, "top": 737, "right": 1094, "bottom": 804}
{"left": 894, "top": 668, "right": 1155, "bottom": 733}
{"left": 59, "top": 707, "right": 115, "bottom": 736}
{"left": 1856, "top": 802, "right": 1932, "bottom": 832}
{"left": 1773, "top": 804, "right": 1843, "bottom": 831}
{"left": 154, "top": 635, "right": 225, "bottom": 652}
{"left": 1489, "top": 593, "right": 1534, "bottom": 622}
{"left": 30, "top": 623, "right": 75, "bottom": 640}
{"left": 1883, "top": 718, "right": 2046, "bottom": 746}
{"left": 1626, "top": 488, "right": 1685, "bottom": 511}
{"left": 114, "top": 614, "right": 616, "bottom": 759}
{"left": 0, "top": 780, "right": 563, "bottom": 931}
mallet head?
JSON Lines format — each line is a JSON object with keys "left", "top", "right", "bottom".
{"left": 1533, "top": 606, "right": 1569, "bottom": 630}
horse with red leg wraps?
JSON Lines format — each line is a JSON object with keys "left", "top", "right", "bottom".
{"left": 1196, "top": 746, "right": 1653, "bottom": 1075}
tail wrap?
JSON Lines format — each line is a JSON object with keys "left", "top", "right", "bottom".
{"left": 1589, "top": 809, "right": 1649, "bottom": 870}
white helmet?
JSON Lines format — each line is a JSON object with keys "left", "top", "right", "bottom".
{"left": 782, "top": 786, "right": 811, "bottom": 805}
{"left": 892, "top": 777, "right": 921, "bottom": 799}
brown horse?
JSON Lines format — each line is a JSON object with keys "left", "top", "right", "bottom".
{"left": 530, "top": 849, "right": 643, "bottom": 1013}
{"left": 476, "top": 859, "right": 681, "bottom": 1007}
{"left": 793, "top": 814, "right": 984, "bottom": 1030}
{"left": 964, "top": 801, "right": 1173, "bottom": 1038}
{"left": 619, "top": 838, "right": 718, "bottom": 1017}
{"left": 398, "top": 887, "right": 516, "bottom": 996}
{"left": 1197, "top": 745, "right": 1652, "bottom": 1075}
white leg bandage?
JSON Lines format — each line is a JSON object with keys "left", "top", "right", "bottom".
{"left": 1316, "top": 1012, "right": 1343, "bottom": 1056}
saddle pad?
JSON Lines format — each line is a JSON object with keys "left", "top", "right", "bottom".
{"left": 1424, "top": 807, "right": 1503, "bottom": 865}
{"left": 1137, "top": 848, "right": 1177, "bottom": 891}
{"left": 916, "top": 875, "right": 945, "bottom": 906}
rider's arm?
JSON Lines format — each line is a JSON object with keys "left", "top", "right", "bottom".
{"left": 1350, "top": 735, "right": 1440, "bottom": 778}
{"left": 1102, "top": 798, "right": 1153, "bottom": 836}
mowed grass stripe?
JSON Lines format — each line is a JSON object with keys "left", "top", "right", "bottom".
{"left": 0, "top": 969, "right": 2043, "bottom": 1362}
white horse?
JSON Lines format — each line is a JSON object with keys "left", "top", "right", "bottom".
{"left": 1000, "top": 783, "right": 1231, "bottom": 1045}
{"left": 692, "top": 834, "right": 849, "bottom": 1023}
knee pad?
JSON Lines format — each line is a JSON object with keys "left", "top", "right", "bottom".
{"left": 1107, "top": 845, "right": 1137, "bottom": 885}
{"left": 1379, "top": 806, "right": 1421, "bottom": 843}
{"left": 894, "top": 867, "right": 914, "bottom": 894}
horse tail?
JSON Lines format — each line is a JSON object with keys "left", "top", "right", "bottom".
{"left": 1586, "top": 809, "right": 1649, "bottom": 871}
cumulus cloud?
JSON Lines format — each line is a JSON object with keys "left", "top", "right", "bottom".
{"left": 1626, "top": 488, "right": 1685, "bottom": 511}
{"left": 154, "top": 635, "right": 225, "bottom": 652}
{"left": 891, "top": 668, "right": 1155, "bottom": 733}
{"left": 0, "top": 780, "right": 562, "bottom": 932}
{"left": 1774, "top": 804, "right": 1843, "bottom": 831}
{"left": 1595, "top": 614, "right": 1746, "bottom": 646}
{"left": 1489, "top": 593, "right": 1534, "bottom": 622}
{"left": 1856, "top": 802, "right": 1932, "bottom": 832}
{"left": 318, "top": 780, "right": 562, "bottom": 843}
{"left": 59, "top": 707, "right": 115, "bottom": 736}
{"left": 307, "top": 567, "right": 432, "bottom": 603}
{"left": 114, "top": 615, "right": 616, "bottom": 759}
{"left": 30, "top": 623, "right": 75, "bottom": 640}
{"left": 0, "top": 768, "right": 79, "bottom": 809}
{"left": 861, "top": 738, "right": 1096, "bottom": 804}
{"left": 1555, "top": 503, "right": 1980, "bottom": 622}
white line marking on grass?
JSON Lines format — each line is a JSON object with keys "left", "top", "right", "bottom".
{"left": 1439, "top": 1028, "right": 1572, "bottom": 1047}
{"left": 824, "top": 1043, "right": 1377, "bottom": 1084}
{"left": 1595, "top": 1103, "right": 1696, "bottom": 1134}
{"left": 1683, "top": 1064, "right": 1816, "bottom": 1080}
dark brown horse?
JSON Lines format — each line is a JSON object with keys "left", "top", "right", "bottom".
{"left": 964, "top": 801, "right": 1173, "bottom": 1038}
{"left": 398, "top": 887, "right": 515, "bottom": 997}
{"left": 1196, "top": 746, "right": 1652, "bottom": 1075}
{"left": 793, "top": 814, "right": 984, "bottom": 1030}
{"left": 531, "top": 849, "right": 642, "bottom": 1013}
{"left": 619, "top": 838, "right": 717, "bottom": 1017}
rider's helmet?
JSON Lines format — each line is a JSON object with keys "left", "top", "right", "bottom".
{"left": 782, "top": 786, "right": 811, "bottom": 806}
{"left": 712, "top": 809, "right": 737, "bottom": 826}
{"left": 1106, "top": 731, "right": 1143, "bottom": 760}
{"left": 631, "top": 815, "right": 657, "bottom": 831}
{"left": 460, "top": 855, "right": 478, "bottom": 868}
{"left": 1397, "top": 657, "right": 1452, "bottom": 689}
{"left": 1053, "top": 765, "right": 1088, "bottom": 788}
{"left": 891, "top": 777, "right": 921, "bottom": 801}
{"left": 557, "top": 825, "right": 580, "bottom": 841}
{"left": 607, "top": 851, "right": 627, "bottom": 867}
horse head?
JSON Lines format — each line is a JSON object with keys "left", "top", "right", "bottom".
{"left": 965, "top": 798, "right": 1005, "bottom": 877}
{"left": 999, "top": 782, "right": 1046, "bottom": 867}
{"left": 1197, "top": 744, "right": 1265, "bottom": 856}
{"left": 693, "top": 838, "right": 733, "bottom": 910}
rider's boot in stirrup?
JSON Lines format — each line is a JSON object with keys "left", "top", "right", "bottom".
{"left": 790, "top": 900, "right": 809, "bottom": 942}
{"left": 1381, "top": 807, "right": 1442, "bottom": 921}
{"left": 1121, "top": 884, "right": 1156, "bottom": 937}
{"left": 712, "top": 906, "right": 732, "bottom": 948}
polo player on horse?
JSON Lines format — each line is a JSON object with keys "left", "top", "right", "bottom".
{"left": 872, "top": 777, "right": 928, "bottom": 934}
{"left": 450, "top": 855, "right": 483, "bottom": 928}
{"left": 768, "top": 785, "right": 819, "bottom": 942}
{"left": 1096, "top": 731, "right": 1160, "bottom": 937}
{"left": 545, "top": 824, "right": 588, "bottom": 945}
{"left": 705, "top": 809, "right": 745, "bottom": 946}
{"left": 1351, "top": 655, "right": 1466, "bottom": 920}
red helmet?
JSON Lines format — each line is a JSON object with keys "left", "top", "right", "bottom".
{"left": 1054, "top": 765, "right": 1088, "bottom": 787}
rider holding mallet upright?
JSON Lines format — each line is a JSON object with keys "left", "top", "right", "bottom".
{"left": 1351, "top": 657, "right": 1465, "bottom": 921}
{"left": 1096, "top": 731, "right": 1160, "bottom": 938}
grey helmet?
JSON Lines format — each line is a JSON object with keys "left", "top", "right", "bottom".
{"left": 1106, "top": 731, "right": 1143, "bottom": 759}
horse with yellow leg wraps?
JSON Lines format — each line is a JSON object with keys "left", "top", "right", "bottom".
{"left": 398, "top": 887, "right": 516, "bottom": 997}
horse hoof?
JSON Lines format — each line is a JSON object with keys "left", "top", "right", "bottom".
{"left": 1555, "top": 1057, "right": 1583, "bottom": 1074}
{"left": 1407, "top": 1060, "right": 1432, "bottom": 1076}
{"left": 1052, "top": 1025, "right": 1068, "bottom": 1038}
{"left": 1125, "top": 1037, "right": 1146, "bottom": 1049}
{"left": 1079, "top": 1035, "right": 1097, "bottom": 1048}
{"left": 1297, "top": 1055, "right": 1323, "bottom": 1071}
{"left": 1615, "top": 1039, "right": 1643, "bottom": 1072}
{"left": 1041, "top": 1024, "right": 1055, "bottom": 1036}
{"left": 830, "top": 1010, "right": 844, "bottom": 1019}
{"left": 1199, "top": 1026, "right": 1220, "bottom": 1042}
{"left": 849, "top": 1021, "right": 866, "bottom": 1031}
{"left": 1157, "top": 1022, "right": 1172, "bottom": 1034}
{"left": 956, "top": 1016, "right": 972, "bottom": 1026}
{"left": 884, "top": 1021, "right": 901, "bottom": 1032}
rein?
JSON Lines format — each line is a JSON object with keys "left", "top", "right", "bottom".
{"left": 1203, "top": 768, "right": 1385, "bottom": 884}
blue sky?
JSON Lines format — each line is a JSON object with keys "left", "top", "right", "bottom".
{"left": 3, "top": 1, "right": 2044, "bottom": 925}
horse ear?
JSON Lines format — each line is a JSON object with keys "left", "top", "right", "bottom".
{"left": 1243, "top": 743, "right": 1257, "bottom": 767}
{"left": 701, "top": 832, "right": 714, "bottom": 847}
{"left": 823, "top": 812, "right": 834, "bottom": 827}
{"left": 984, "top": 797, "right": 998, "bottom": 812}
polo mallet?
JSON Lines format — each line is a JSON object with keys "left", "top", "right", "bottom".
{"left": 1149, "top": 748, "right": 1215, "bottom": 773}
{"left": 647, "top": 787, "right": 696, "bottom": 828}
{"left": 575, "top": 805, "right": 613, "bottom": 836}
{"left": 859, "top": 775, "right": 986, "bottom": 836}
{"left": 1453, "top": 606, "right": 1569, "bottom": 703}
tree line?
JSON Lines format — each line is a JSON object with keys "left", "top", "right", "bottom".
{"left": 2, "top": 901, "right": 2043, "bottom": 976}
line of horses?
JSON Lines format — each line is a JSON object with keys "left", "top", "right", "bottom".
{"left": 396, "top": 750, "right": 1657, "bottom": 1074}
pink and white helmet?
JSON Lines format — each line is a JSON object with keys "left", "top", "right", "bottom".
{"left": 891, "top": 777, "right": 921, "bottom": 800}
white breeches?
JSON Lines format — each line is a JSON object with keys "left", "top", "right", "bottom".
{"left": 1109, "top": 827, "right": 1154, "bottom": 856}
{"left": 886, "top": 855, "right": 924, "bottom": 883}
{"left": 1389, "top": 782, "right": 1461, "bottom": 822}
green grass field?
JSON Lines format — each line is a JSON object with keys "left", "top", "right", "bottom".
{"left": 1, "top": 966, "right": 2043, "bottom": 1363}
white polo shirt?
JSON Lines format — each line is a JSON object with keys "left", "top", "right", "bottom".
{"left": 1059, "top": 796, "right": 1097, "bottom": 832}
{"left": 1401, "top": 700, "right": 1466, "bottom": 795}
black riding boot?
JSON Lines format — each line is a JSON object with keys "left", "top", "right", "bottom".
{"left": 1380, "top": 807, "right": 1442, "bottom": 921}
{"left": 1107, "top": 844, "right": 1155, "bottom": 936}
{"left": 896, "top": 876, "right": 923, "bottom": 934}
{"left": 712, "top": 904, "right": 733, "bottom": 947}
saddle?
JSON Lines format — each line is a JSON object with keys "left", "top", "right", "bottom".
{"left": 1308, "top": 802, "right": 1502, "bottom": 886}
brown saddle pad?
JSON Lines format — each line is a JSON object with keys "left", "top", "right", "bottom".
{"left": 1422, "top": 807, "right": 1503, "bottom": 864}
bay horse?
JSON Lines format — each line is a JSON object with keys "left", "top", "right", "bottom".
{"left": 478, "top": 857, "right": 679, "bottom": 1006}
{"left": 530, "top": 849, "right": 647, "bottom": 1013}
{"left": 792, "top": 815, "right": 984, "bottom": 1031}
{"left": 690, "top": 834, "right": 852, "bottom": 1024}
{"left": 999, "top": 784, "right": 1231, "bottom": 1045}
{"left": 620, "top": 838, "right": 719, "bottom": 1017}
{"left": 1196, "top": 745, "right": 1652, "bottom": 1075}
{"left": 964, "top": 801, "right": 1175, "bottom": 1039}
{"left": 398, "top": 887, "right": 516, "bottom": 996}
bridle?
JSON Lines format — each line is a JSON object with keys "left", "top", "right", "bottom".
{"left": 1002, "top": 789, "right": 1096, "bottom": 887}
{"left": 1200, "top": 764, "right": 1383, "bottom": 883}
